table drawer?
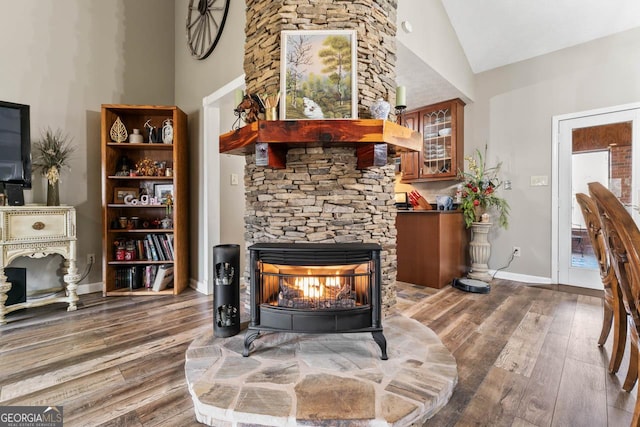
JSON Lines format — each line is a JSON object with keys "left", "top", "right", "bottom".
{"left": 5, "top": 211, "right": 69, "bottom": 241}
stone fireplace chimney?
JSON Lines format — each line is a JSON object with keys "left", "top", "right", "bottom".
{"left": 244, "top": 0, "right": 398, "bottom": 117}
{"left": 239, "top": 0, "right": 401, "bottom": 312}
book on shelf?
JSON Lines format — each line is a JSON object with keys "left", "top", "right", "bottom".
{"left": 152, "top": 264, "right": 174, "bottom": 292}
{"left": 143, "top": 238, "right": 153, "bottom": 261}
{"left": 145, "top": 234, "right": 160, "bottom": 261}
{"left": 166, "top": 233, "right": 175, "bottom": 260}
{"left": 115, "top": 266, "right": 144, "bottom": 290}
{"left": 158, "top": 234, "right": 173, "bottom": 261}
{"left": 136, "top": 240, "right": 145, "bottom": 260}
{"left": 143, "top": 265, "right": 158, "bottom": 289}
{"left": 151, "top": 234, "right": 166, "bottom": 261}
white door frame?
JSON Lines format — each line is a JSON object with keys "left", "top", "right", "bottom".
{"left": 551, "top": 101, "right": 640, "bottom": 285}
{"left": 200, "top": 74, "right": 245, "bottom": 295}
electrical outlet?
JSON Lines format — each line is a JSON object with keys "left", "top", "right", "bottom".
{"left": 87, "top": 253, "right": 96, "bottom": 264}
{"left": 513, "top": 247, "right": 521, "bottom": 257}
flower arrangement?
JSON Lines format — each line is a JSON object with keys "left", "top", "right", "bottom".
{"left": 32, "top": 128, "right": 75, "bottom": 185}
{"left": 458, "top": 147, "right": 510, "bottom": 228}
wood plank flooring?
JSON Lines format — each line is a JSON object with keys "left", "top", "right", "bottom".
{"left": 405, "top": 280, "right": 635, "bottom": 427}
{"left": 0, "top": 280, "right": 634, "bottom": 426}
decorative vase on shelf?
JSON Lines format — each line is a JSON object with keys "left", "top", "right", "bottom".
{"left": 129, "top": 129, "right": 143, "bottom": 143}
{"left": 45, "top": 166, "right": 61, "bottom": 206}
{"left": 47, "top": 180, "right": 60, "bottom": 206}
{"left": 370, "top": 98, "right": 391, "bottom": 120}
{"left": 162, "top": 119, "right": 173, "bottom": 144}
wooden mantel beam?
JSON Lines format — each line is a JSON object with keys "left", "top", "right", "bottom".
{"left": 219, "top": 119, "right": 421, "bottom": 169}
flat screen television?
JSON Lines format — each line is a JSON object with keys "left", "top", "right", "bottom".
{"left": 0, "top": 101, "right": 31, "bottom": 188}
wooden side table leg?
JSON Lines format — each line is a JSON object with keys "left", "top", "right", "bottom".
{"left": 0, "top": 267, "right": 9, "bottom": 324}
{"left": 63, "top": 258, "right": 80, "bottom": 312}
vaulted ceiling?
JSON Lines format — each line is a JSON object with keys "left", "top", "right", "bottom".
{"left": 442, "top": 0, "right": 640, "bottom": 73}
{"left": 396, "top": 0, "right": 640, "bottom": 108}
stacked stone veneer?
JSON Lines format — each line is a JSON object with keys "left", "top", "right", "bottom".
{"left": 244, "top": 0, "right": 398, "bottom": 118}
{"left": 244, "top": 145, "right": 397, "bottom": 312}
{"left": 242, "top": 0, "right": 400, "bottom": 311}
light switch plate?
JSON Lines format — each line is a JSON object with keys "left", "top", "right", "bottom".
{"left": 530, "top": 175, "right": 549, "bottom": 186}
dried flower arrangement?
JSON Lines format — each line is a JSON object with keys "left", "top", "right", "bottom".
{"left": 32, "top": 128, "right": 76, "bottom": 185}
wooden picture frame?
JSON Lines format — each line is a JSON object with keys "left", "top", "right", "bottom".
{"left": 114, "top": 187, "right": 138, "bottom": 204}
{"left": 154, "top": 183, "right": 174, "bottom": 204}
{"left": 280, "top": 29, "right": 357, "bottom": 120}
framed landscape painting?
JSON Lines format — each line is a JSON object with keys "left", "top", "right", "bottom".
{"left": 280, "top": 29, "right": 357, "bottom": 120}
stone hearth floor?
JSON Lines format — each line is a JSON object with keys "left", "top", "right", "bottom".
{"left": 185, "top": 311, "right": 457, "bottom": 426}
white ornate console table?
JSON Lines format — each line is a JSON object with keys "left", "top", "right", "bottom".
{"left": 0, "top": 205, "right": 80, "bottom": 325}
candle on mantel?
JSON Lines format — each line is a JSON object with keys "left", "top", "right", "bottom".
{"left": 234, "top": 89, "right": 244, "bottom": 106}
{"left": 396, "top": 86, "right": 406, "bottom": 108}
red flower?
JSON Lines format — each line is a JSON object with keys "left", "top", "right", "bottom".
{"left": 472, "top": 186, "right": 478, "bottom": 193}
{"left": 473, "top": 199, "right": 480, "bottom": 206}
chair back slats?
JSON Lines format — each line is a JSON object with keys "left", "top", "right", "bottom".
{"left": 575, "top": 193, "right": 616, "bottom": 284}
{"left": 588, "top": 182, "right": 640, "bottom": 328}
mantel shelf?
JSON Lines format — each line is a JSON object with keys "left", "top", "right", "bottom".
{"left": 219, "top": 119, "right": 422, "bottom": 169}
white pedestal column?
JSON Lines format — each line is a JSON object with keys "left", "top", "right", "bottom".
{"left": 468, "top": 222, "right": 493, "bottom": 282}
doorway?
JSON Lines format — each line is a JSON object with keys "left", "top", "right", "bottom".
{"left": 554, "top": 104, "right": 640, "bottom": 289}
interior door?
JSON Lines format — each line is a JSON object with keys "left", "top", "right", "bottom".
{"left": 558, "top": 108, "right": 640, "bottom": 289}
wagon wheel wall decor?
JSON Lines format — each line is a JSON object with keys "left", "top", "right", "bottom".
{"left": 186, "top": 0, "right": 230, "bottom": 60}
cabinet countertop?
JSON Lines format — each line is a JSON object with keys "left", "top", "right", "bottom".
{"left": 396, "top": 209, "right": 462, "bottom": 214}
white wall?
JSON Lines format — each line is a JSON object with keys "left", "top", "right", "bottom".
{"left": 397, "top": 0, "right": 475, "bottom": 102}
{"left": 173, "top": 0, "right": 246, "bottom": 289}
{"left": 0, "top": 0, "right": 174, "bottom": 293}
{"left": 469, "top": 27, "right": 640, "bottom": 279}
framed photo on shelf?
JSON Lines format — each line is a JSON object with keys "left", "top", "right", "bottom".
{"left": 114, "top": 187, "right": 138, "bottom": 204}
{"left": 280, "top": 29, "right": 357, "bottom": 120}
{"left": 154, "top": 183, "right": 174, "bottom": 204}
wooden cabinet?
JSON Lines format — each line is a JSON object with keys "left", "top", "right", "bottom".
{"left": 399, "top": 98, "right": 465, "bottom": 182}
{"left": 101, "top": 105, "right": 188, "bottom": 296}
{"left": 399, "top": 151, "right": 420, "bottom": 181}
{"left": 396, "top": 211, "right": 469, "bottom": 289}
{"left": 402, "top": 110, "right": 420, "bottom": 132}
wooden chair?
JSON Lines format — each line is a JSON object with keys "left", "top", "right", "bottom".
{"left": 589, "top": 182, "right": 640, "bottom": 426}
{"left": 576, "top": 193, "right": 628, "bottom": 375}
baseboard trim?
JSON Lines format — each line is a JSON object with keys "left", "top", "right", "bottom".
{"left": 191, "top": 278, "right": 210, "bottom": 295}
{"left": 491, "top": 270, "right": 553, "bottom": 284}
{"left": 77, "top": 282, "right": 103, "bottom": 295}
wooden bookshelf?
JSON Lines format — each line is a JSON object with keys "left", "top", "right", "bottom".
{"left": 100, "top": 104, "right": 188, "bottom": 296}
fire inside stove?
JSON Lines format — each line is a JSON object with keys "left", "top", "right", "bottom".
{"left": 244, "top": 243, "right": 387, "bottom": 360}
{"left": 260, "top": 264, "right": 370, "bottom": 310}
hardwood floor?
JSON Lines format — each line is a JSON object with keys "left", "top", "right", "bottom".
{"left": 400, "top": 280, "right": 635, "bottom": 427}
{"left": 0, "top": 280, "right": 633, "bottom": 426}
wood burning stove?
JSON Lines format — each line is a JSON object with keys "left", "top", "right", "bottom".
{"left": 244, "top": 242, "right": 387, "bottom": 359}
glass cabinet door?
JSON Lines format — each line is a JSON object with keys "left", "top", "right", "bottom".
{"left": 421, "top": 107, "right": 454, "bottom": 178}
{"left": 398, "top": 98, "right": 464, "bottom": 182}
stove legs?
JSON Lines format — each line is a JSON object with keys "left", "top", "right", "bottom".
{"left": 372, "top": 331, "right": 388, "bottom": 360}
{"left": 243, "top": 330, "right": 260, "bottom": 357}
